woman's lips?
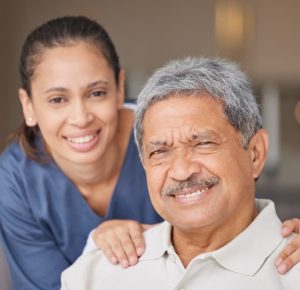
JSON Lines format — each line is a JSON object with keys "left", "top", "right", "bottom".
{"left": 64, "top": 130, "right": 101, "bottom": 152}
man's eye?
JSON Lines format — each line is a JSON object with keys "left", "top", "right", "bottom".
{"left": 149, "top": 149, "right": 167, "bottom": 159}
{"left": 194, "top": 141, "right": 219, "bottom": 152}
{"left": 196, "top": 141, "right": 213, "bottom": 146}
{"left": 49, "top": 97, "right": 66, "bottom": 104}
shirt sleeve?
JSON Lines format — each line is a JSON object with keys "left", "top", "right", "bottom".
{"left": 0, "top": 173, "right": 70, "bottom": 290}
{"left": 60, "top": 273, "right": 69, "bottom": 290}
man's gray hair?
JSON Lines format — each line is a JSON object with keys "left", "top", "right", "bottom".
{"left": 134, "top": 57, "right": 262, "bottom": 155}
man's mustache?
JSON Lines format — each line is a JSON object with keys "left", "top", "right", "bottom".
{"left": 161, "top": 176, "right": 220, "bottom": 197}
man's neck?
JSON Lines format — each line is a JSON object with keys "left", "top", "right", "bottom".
{"left": 172, "top": 201, "right": 257, "bottom": 268}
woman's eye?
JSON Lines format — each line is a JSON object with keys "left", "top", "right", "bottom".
{"left": 90, "top": 90, "right": 106, "bottom": 98}
{"left": 49, "top": 96, "right": 66, "bottom": 104}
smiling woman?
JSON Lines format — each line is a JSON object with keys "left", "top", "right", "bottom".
{"left": 19, "top": 41, "right": 123, "bottom": 167}
{"left": 0, "top": 16, "right": 162, "bottom": 290}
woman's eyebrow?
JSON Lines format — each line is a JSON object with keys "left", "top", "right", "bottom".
{"left": 86, "top": 80, "right": 108, "bottom": 89}
{"left": 44, "top": 86, "right": 67, "bottom": 93}
{"left": 43, "top": 80, "right": 109, "bottom": 94}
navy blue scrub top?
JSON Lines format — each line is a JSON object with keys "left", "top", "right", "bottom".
{"left": 0, "top": 131, "right": 162, "bottom": 290}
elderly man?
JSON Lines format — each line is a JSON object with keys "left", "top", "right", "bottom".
{"left": 61, "top": 58, "right": 300, "bottom": 289}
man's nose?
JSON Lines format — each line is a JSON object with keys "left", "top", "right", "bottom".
{"left": 67, "top": 100, "right": 93, "bottom": 127}
{"left": 168, "top": 152, "right": 201, "bottom": 181}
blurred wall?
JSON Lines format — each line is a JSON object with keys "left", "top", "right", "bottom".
{"left": 0, "top": 0, "right": 299, "bottom": 218}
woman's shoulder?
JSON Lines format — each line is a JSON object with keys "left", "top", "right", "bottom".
{"left": 0, "top": 142, "right": 34, "bottom": 206}
{"left": 0, "top": 140, "right": 61, "bottom": 184}
{"left": 0, "top": 141, "right": 26, "bottom": 167}
{"left": 0, "top": 141, "right": 72, "bottom": 208}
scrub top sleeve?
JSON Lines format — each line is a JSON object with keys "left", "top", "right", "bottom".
{"left": 0, "top": 181, "right": 69, "bottom": 290}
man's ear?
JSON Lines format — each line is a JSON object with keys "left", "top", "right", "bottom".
{"left": 19, "top": 88, "right": 37, "bottom": 127}
{"left": 249, "top": 129, "right": 269, "bottom": 179}
{"left": 116, "top": 69, "right": 126, "bottom": 109}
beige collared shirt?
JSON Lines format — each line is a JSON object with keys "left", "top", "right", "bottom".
{"left": 61, "top": 199, "right": 300, "bottom": 290}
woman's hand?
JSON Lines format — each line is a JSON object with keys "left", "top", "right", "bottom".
{"left": 276, "top": 218, "right": 300, "bottom": 274}
{"left": 93, "top": 220, "right": 154, "bottom": 268}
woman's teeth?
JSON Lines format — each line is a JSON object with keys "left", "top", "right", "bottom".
{"left": 67, "top": 134, "right": 96, "bottom": 144}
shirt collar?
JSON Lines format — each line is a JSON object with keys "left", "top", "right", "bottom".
{"left": 139, "top": 199, "right": 283, "bottom": 276}
{"left": 211, "top": 199, "right": 283, "bottom": 276}
{"left": 140, "top": 221, "right": 172, "bottom": 260}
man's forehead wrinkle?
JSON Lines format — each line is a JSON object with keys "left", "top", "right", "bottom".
{"left": 147, "top": 127, "right": 215, "bottom": 147}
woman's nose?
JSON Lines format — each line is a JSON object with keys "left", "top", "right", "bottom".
{"left": 67, "top": 100, "right": 94, "bottom": 127}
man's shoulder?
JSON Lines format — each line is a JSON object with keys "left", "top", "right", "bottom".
{"left": 61, "top": 249, "right": 153, "bottom": 290}
{"left": 62, "top": 249, "right": 115, "bottom": 277}
{"left": 64, "top": 221, "right": 168, "bottom": 274}
{"left": 61, "top": 249, "right": 117, "bottom": 289}
{"left": 143, "top": 221, "right": 169, "bottom": 242}
{"left": 61, "top": 222, "right": 169, "bottom": 290}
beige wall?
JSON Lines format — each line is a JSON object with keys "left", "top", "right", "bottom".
{"left": 0, "top": 0, "right": 299, "bottom": 209}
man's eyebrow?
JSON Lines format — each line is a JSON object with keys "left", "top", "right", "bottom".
{"left": 191, "top": 130, "right": 220, "bottom": 140}
{"left": 144, "top": 140, "right": 168, "bottom": 151}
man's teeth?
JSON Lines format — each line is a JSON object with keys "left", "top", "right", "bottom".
{"left": 68, "top": 134, "right": 96, "bottom": 144}
{"left": 175, "top": 188, "right": 208, "bottom": 199}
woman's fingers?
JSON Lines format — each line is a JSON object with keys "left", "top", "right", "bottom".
{"left": 276, "top": 240, "right": 300, "bottom": 274}
{"left": 93, "top": 220, "right": 146, "bottom": 268}
{"left": 281, "top": 218, "right": 300, "bottom": 237}
{"left": 95, "top": 235, "right": 118, "bottom": 265}
{"left": 129, "top": 223, "right": 147, "bottom": 257}
{"left": 276, "top": 218, "right": 300, "bottom": 274}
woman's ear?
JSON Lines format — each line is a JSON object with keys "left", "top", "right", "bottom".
{"left": 116, "top": 69, "right": 126, "bottom": 109}
{"left": 19, "top": 88, "right": 37, "bottom": 127}
{"left": 249, "top": 129, "right": 269, "bottom": 179}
